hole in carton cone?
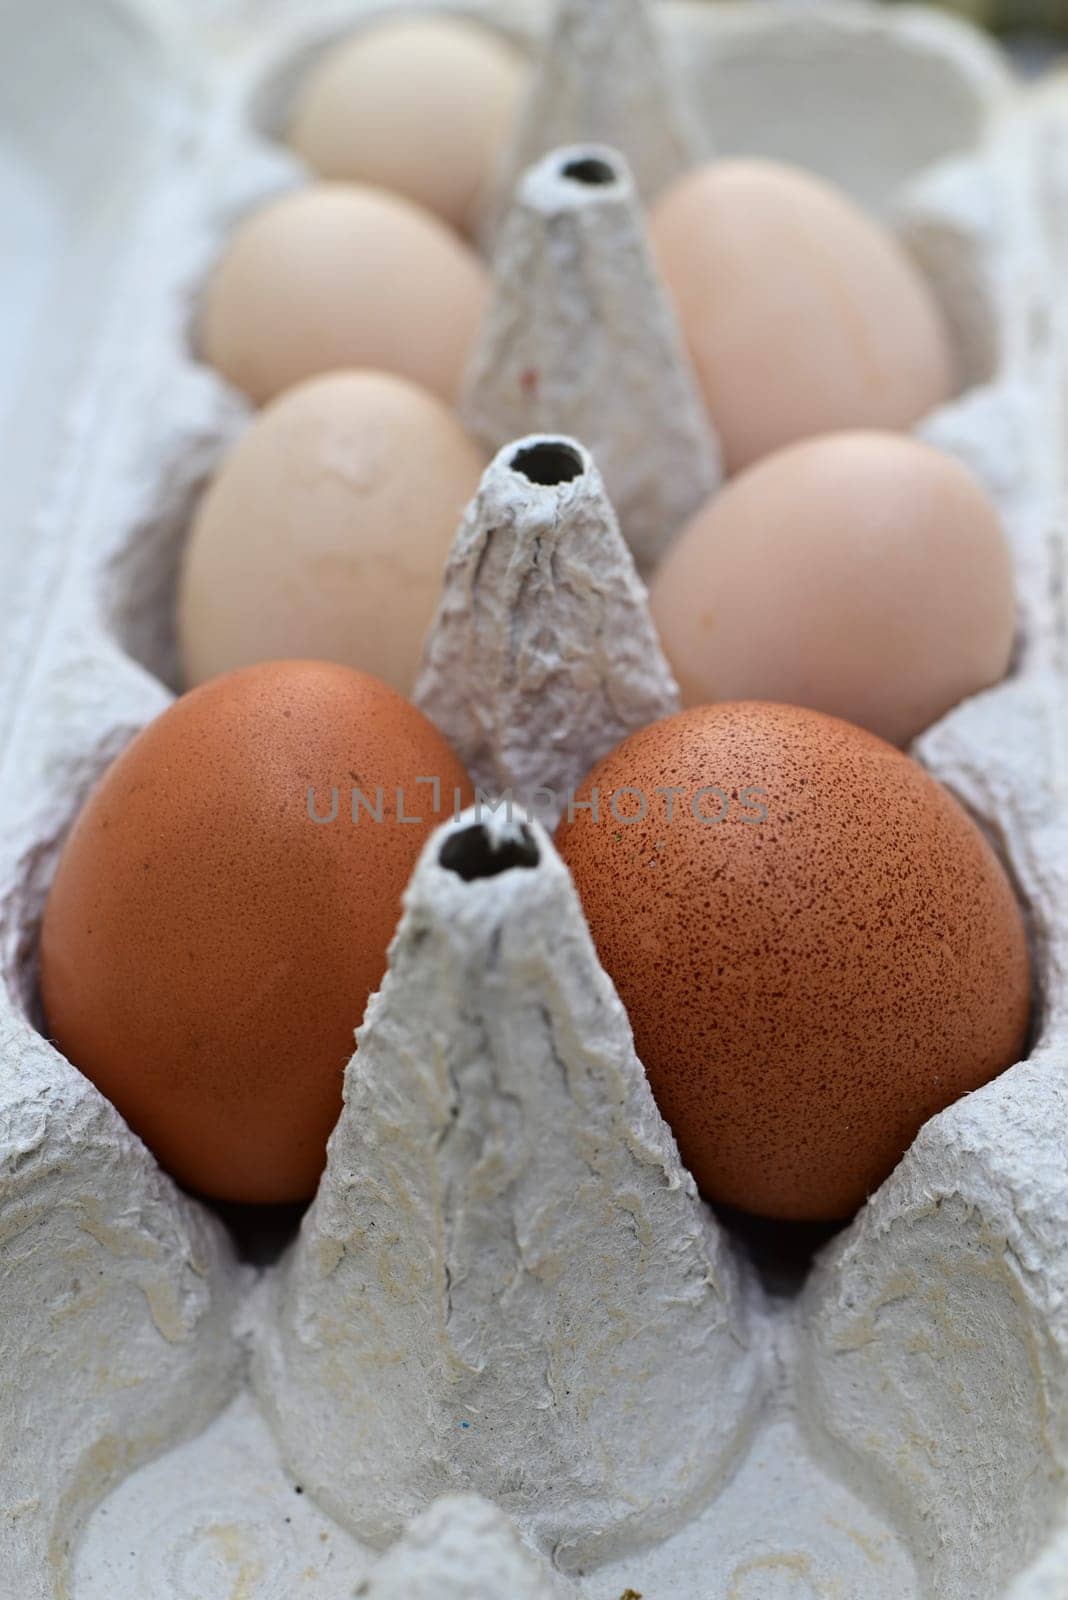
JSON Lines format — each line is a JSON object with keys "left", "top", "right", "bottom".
{"left": 439, "top": 822, "right": 540, "bottom": 881}
{"left": 560, "top": 155, "right": 619, "bottom": 187}
{"left": 510, "top": 441, "right": 585, "bottom": 487}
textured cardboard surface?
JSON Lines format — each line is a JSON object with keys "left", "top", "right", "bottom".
{"left": 2, "top": 2, "right": 1066, "bottom": 1596}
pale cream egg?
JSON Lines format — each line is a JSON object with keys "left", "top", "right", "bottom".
{"left": 199, "top": 183, "right": 488, "bottom": 406}
{"left": 649, "top": 431, "right": 1016, "bottom": 748}
{"left": 179, "top": 370, "right": 485, "bottom": 695}
{"left": 650, "top": 159, "right": 956, "bottom": 474}
{"left": 288, "top": 16, "right": 525, "bottom": 237}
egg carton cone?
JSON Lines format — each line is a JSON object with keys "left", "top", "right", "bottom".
{"left": 254, "top": 799, "right": 762, "bottom": 1568}
{"left": 462, "top": 146, "right": 721, "bottom": 571}
{"left": 412, "top": 434, "right": 680, "bottom": 810}
{"left": 2, "top": 0, "right": 1068, "bottom": 1597}
{"left": 353, "top": 1495, "right": 574, "bottom": 1598}
{"left": 489, "top": 0, "right": 698, "bottom": 228}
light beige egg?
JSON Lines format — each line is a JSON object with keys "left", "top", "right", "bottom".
{"left": 649, "top": 431, "right": 1016, "bottom": 748}
{"left": 650, "top": 159, "right": 956, "bottom": 474}
{"left": 179, "top": 371, "right": 485, "bottom": 694}
{"left": 199, "top": 183, "right": 488, "bottom": 406}
{"left": 288, "top": 17, "right": 525, "bottom": 237}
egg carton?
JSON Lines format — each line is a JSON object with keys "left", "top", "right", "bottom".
{"left": 1, "top": 0, "right": 1067, "bottom": 1596}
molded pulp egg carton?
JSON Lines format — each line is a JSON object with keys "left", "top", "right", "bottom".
{"left": 2, "top": 0, "right": 1067, "bottom": 1596}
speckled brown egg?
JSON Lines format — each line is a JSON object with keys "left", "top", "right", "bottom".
{"left": 555, "top": 703, "right": 1031, "bottom": 1220}
{"left": 39, "top": 661, "right": 473, "bottom": 1203}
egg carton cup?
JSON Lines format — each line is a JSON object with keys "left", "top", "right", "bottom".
{"left": 2, "top": 0, "right": 1067, "bottom": 1596}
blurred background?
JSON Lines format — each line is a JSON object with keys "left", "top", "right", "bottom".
{"left": 0, "top": 0, "right": 1060, "bottom": 613}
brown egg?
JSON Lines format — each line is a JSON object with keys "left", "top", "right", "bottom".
{"left": 178, "top": 371, "right": 485, "bottom": 695}
{"left": 650, "top": 159, "right": 955, "bottom": 474}
{"left": 649, "top": 433, "right": 1016, "bottom": 748}
{"left": 556, "top": 703, "right": 1030, "bottom": 1221}
{"left": 199, "top": 183, "right": 488, "bottom": 407}
{"left": 39, "top": 661, "right": 473, "bottom": 1203}
{"left": 288, "top": 17, "right": 525, "bottom": 237}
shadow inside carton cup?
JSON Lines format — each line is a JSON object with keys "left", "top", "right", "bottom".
{"left": 714, "top": 1202, "right": 844, "bottom": 1297}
